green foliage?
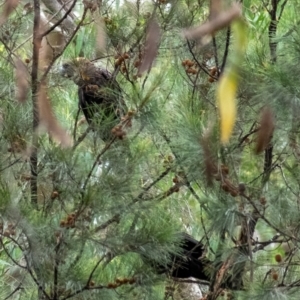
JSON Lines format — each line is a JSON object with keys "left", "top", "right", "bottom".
{"left": 2, "top": 0, "right": 300, "bottom": 299}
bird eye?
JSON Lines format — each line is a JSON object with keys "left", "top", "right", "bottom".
{"left": 62, "top": 62, "right": 70, "bottom": 69}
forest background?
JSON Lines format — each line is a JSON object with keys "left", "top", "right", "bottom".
{"left": 1, "top": 0, "right": 300, "bottom": 299}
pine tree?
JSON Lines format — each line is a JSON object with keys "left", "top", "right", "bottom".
{"left": 2, "top": 1, "right": 300, "bottom": 300}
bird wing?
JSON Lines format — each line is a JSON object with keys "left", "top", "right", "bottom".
{"left": 78, "top": 66, "right": 126, "bottom": 128}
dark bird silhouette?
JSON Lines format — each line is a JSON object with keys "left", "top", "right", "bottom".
{"left": 159, "top": 234, "right": 245, "bottom": 290}
{"left": 156, "top": 233, "right": 210, "bottom": 281}
{"left": 59, "top": 57, "right": 127, "bottom": 141}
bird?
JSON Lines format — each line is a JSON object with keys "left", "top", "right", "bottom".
{"left": 169, "top": 233, "right": 210, "bottom": 280}
{"left": 153, "top": 233, "right": 211, "bottom": 281}
{"left": 59, "top": 57, "right": 127, "bottom": 141}
{"left": 162, "top": 234, "right": 246, "bottom": 290}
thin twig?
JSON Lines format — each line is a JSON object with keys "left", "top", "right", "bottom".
{"left": 72, "top": 126, "right": 92, "bottom": 151}
{"left": 240, "top": 193, "right": 299, "bottom": 242}
{"left": 186, "top": 40, "right": 212, "bottom": 77}
{"left": 81, "top": 136, "right": 117, "bottom": 192}
{"left": 278, "top": 0, "right": 288, "bottom": 21}
{"left": 41, "top": 0, "right": 77, "bottom": 37}
{"left": 212, "top": 36, "right": 220, "bottom": 76}
{"left": 221, "top": 27, "right": 231, "bottom": 72}
{"left": 53, "top": 235, "right": 63, "bottom": 300}
{"left": 0, "top": 157, "right": 22, "bottom": 172}
{"left": 0, "top": 234, "right": 51, "bottom": 299}
{"left": 40, "top": 8, "right": 89, "bottom": 83}
{"left": 85, "top": 255, "right": 106, "bottom": 286}
{"left": 61, "top": 256, "right": 106, "bottom": 300}
{"left": 4, "top": 283, "right": 23, "bottom": 300}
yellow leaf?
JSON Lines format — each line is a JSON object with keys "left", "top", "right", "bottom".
{"left": 232, "top": 20, "right": 247, "bottom": 56}
{"left": 216, "top": 19, "right": 247, "bottom": 143}
{"left": 217, "top": 71, "right": 237, "bottom": 143}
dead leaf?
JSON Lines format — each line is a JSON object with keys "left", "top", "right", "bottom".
{"left": 138, "top": 18, "right": 161, "bottom": 76}
{"left": 38, "top": 83, "right": 73, "bottom": 148}
{"left": 14, "top": 58, "right": 29, "bottom": 103}
{"left": 95, "top": 16, "right": 106, "bottom": 55}
{"left": 0, "top": 0, "right": 20, "bottom": 26}
{"left": 182, "top": 3, "right": 241, "bottom": 40}
{"left": 255, "top": 106, "right": 275, "bottom": 154}
{"left": 209, "top": 0, "right": 222, "bottom": 20}
{"left": 40, "top": 24, "right": 64, "bottom": 69}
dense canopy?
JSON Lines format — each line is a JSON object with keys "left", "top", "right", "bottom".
{"left": 1, "top": 1, "right": 300, "bottom": 300}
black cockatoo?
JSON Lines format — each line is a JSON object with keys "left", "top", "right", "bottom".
{"left": 159, "top": 233, "right": 210, "bottom": 281}
{"left": 59, "top": 57, "right": 126, "bottom": 141}
{"left": 157, "top": 234, "right": 244, "bottom": 289}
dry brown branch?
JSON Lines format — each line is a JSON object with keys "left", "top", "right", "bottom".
{"left": 255, "top": 106, "right": 275, "bottom": 154}
{"left": 182, "top": 3, "right": 241, "bottom": 40}
{"left": 209, "top": 0, "right": 222, "bottom": 20}
{"left": 38, "top": 82, "right": 73, "bottom": 148}
{"left": 95, "top": 16, "right": 106, "bottom": 55}
{"left": 138, "top": 18, "right": 161, "bottom": 76}
{"left": 41, "top": 0, "right": 75, "bottom": 33}
{"left": 40, "top": 30, "right": 65, "bottom": 68}
{"left": 0, "top": 0, "right": 20, "bottom": 26}
{"left": 14, "top": 58, "right": 29, "bottom": 103}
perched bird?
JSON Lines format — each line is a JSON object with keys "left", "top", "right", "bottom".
{"left": 168, "top": 233, "right": 209, "bottom": 280}
{"left": 59, "top": 57, "right": 126, "bottom": 141}
{"left": 153, "top": 233, "right": 210, "bottom": 281}
{"left": 160, "top": 234, "right": 244, "bottom": 290}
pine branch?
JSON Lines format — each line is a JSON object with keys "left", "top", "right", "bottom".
{"left": 30, "top": 0, "right": 42, "bottom": 206}
{"left": 53, "top": 233, "right": 63, "bottom": 300}
{"left": 0, "top": 234, "right": 51, "bottom": 299}
{"left": 221, "top": 27, "right": 231, "bottom": 72}
{"left": 268, "top": 0, "right": 278, "bottom": 63}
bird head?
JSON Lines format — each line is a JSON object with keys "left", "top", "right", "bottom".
{"left": 59, "top": 57, "right": 95, "bottom": 85}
